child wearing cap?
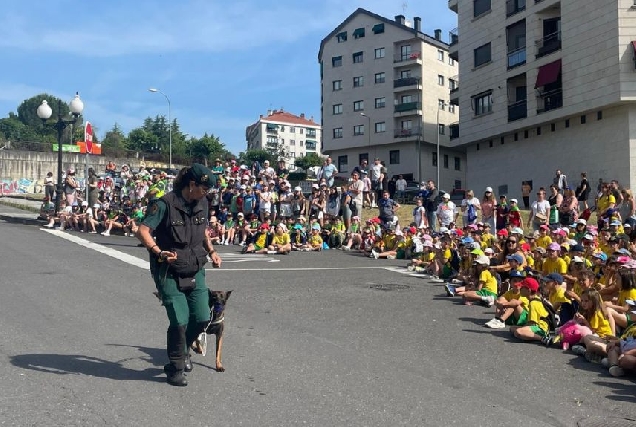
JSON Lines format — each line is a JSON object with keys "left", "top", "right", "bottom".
{"left": 485, "top": 271, "right": 528, "bottom": 329}
{"left": 244, "top": 223, "right": 271, "bottom": 254}
{"left": 542, "top": 243, "right": 568, "bottom": 275}
{"left": 510, "top": 278, "right": 551, "bottom": 344}
{"left": 446, "top": 255, "right": 497, "bottom": 307}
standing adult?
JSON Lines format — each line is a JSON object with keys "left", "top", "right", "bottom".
{"left": 527, "top": 188, "right": 550, "bottom": 231}
{"left": 349, "top": 171, "right": 365, "bottom": 216}
{"left": 276, "top": 159, "right": 289, "bottom": 181}
{"left": 436, "top": 193, "right": 457, "bottom": 229}
{"left": 136, "top": 164, "right": 222, "bottom": 387}
{"left": 395, "top": 175, "right": 407, "bottom": 202}
{"left": 481, "top": 187, "right": 497, "bottom": 230}
{"left": 575, "top": 172, "right": 590, "bottom": 211}
{"left": 547, "top": 184, "right": 563, "bottom": 226}
{"left": 87, "top": 168, "right": 99, "bottom": 207}
{"left": 424, "top": 180, "right": 440, "bottom": 232}
{"left": 352, "top": 159, "right": 369, "bottom": 176}
{"left": 553, "top": 169, "right": 568, "bottom": 194}
{"left": 64, "top": 168, "right": 78, "bottom": 206}
{"left": 44, "top": 172, "right": 55, "bottom": 201}
{"left": 321, "top": 157, "right": 338, "bottom": 188}
{"left": 370, "top": 158, "right": 383, "bottom": 208}
{"left": 521, "top": 181, "right": 532, "bottom": 210}
{"left": 597, "top": 182, "right": 616, "bottom": 229}
{"left": 460, "top": 190, "right": 481, "bottom": 227}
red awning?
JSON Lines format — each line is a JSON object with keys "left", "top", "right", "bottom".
{"left": 535, "top": 59, "right": 562, "bottom": 88}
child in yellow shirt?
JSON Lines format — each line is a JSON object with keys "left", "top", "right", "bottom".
{"left": 485, "top": 270, "right": 528, "bottom": 329}
{"left": 575, "top": 289, "right": 616, "bottom": 363}
{"left": 510, "top": 278, "right": 551, "bottom": 344}
{"left": 446, "top": 255, "right": 497, "bottom": 306}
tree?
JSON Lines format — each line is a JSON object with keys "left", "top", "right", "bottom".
{"left": 188, "top": 133, "right": 225, "bottom": 166}
{"left": 294, "top": 153, "right": 324, "bottom": 170}
{"left": 16, "top": 93, "right": 71, "bottom": 138}
{"left": 101, "top": 123, "right": 127, "bottom": 157}
{"left": 127, "top": 128, "right": 159, "bottom": 152}
{"left": 237, "top": 149, "right": 277, "bottom": 166}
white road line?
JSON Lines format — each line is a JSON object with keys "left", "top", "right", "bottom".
{"left": 41, "top": 228, "right": 150, "bottom": 270}
{"left": 206, "top": 266, "right": 404, "bottom": 272}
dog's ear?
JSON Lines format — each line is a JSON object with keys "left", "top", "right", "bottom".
{"left": 225, "top": 290, "right": 232, "bottom": 301}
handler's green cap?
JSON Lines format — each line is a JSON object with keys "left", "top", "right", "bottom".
{"left": 188, "top": 163, "right": 214, "bottom": 186}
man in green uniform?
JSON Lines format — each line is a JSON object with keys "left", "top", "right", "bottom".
{"left": 136, "top": 164, "right": 222, "bottom": 387}
{"left": 147, "top": 172, "right": 167, "bottom": 200}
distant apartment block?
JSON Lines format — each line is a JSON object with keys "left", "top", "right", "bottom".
{"left": 245, "top": 109, "right": 322, "bottom": 167}
{"left": 449, "top": 0, "right": 636, "bottom": 197}
{"left": 318, "top": 8, "right": 465, "bottom": 190}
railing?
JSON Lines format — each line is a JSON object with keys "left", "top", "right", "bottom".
{"left": 536, "top": 30, "right": 561, "bottom": 58}
{"left": 508, "top": 99, "right": 528, "bottom": 122}
{"left": 394, "top": 127, "right": 422, "bottom": 138}
{"left": 449, "top": 28, "right": 458, "bottom": 46}
{"left": 393, "top": 77, "right": 421, "bottom": 88}
{"left": 394, "top": 51, "right": 421, "bottom": 63}
{"left": 507, "top": 46, "right": 527, "bottom": 68}
{"left": 306, "top": 130, "right": 317, "bottom": 137}
{"left": 537, "top": 89, "right": 563, "bottom": 114}
{"left": 266, "top": 128, "right": 278, "bottom": 134}
{"left": 449, "top": 123, "right": 460, "bottom": 140}
{"left": 305, "top": 141, "right": 317, "bottom": 150}
{"left": 394, "top": 102, "right": 422, "bottom": 113}
{"left": 506, "top": 0, "right": 526, "bottom": 17}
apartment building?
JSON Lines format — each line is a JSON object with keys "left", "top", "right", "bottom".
{"left": 245, "top": 109, "right": 322, "bottom": 167}
{"left": 449, "top": 0, "right": 636, "bottom": 199}
{"left": 318, "top": 8, "right": 465, "bottom": 190}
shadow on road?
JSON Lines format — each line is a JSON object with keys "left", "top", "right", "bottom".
{"left": 594, "top": 380, "right": 636, "bottom": 403}
{"left": 10, "top": 346, "right": 166, "bottom": 383}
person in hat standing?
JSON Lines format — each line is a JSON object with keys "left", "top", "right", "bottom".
{"left": 136, "top": 164, "right": 222, "bottom": 387}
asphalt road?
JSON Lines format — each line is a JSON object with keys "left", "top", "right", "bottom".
{"left": 0, "top": 217, "right": 635, "bottom": 427}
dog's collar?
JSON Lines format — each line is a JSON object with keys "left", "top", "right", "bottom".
{"left": 209, "top": 316, "right": 224, "bottom": 325}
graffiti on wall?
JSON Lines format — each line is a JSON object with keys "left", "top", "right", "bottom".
{"left": 0, "top": 178, "right": 86, "bottom": 195}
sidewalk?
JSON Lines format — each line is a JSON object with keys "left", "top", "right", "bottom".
{"left": 0, "top": 196, "right": 44, "bottom": 225}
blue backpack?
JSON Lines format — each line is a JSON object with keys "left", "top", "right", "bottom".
{"left": 243, "top": 194, "right": 255, "bottom": 214}
{"left": 467, "top": 204, "right": 477, "bottom": 223}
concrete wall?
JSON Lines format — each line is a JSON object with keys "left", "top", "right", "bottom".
{"left": 0, "top": 150, "right": 171, "bottom": 182}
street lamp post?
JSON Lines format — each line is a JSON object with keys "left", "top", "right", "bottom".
{"left": 37, "top": 93, "right": 84, "bottom": 214}
{"left": 148, "top": 88, "right": 172, "bottom": 169}
{"left": 360, "top": 112, "right": 371, "bottom": 160}
{"left": 436, "top": 101, "right": 446, "bottom": 189}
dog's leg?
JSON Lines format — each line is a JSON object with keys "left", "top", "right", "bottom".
{"left": 215, "top": 333, "right": 225, "bottom": 372}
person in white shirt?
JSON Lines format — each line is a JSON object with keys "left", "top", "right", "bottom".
{"left": 527, "top": 188, "right": 551, "bottom": 231}
{"left": 412, "top": 198, "right": 427, "bottom": 229}
{"left": 436, "top": 193, "right": 457, "bottom": 228}
{"left": 460, "top": 190, "right": 481, "bottom": 227}
{"left": 396, "top": 175, "right": 407, "bottom": 202}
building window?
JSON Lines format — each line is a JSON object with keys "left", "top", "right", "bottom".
{"left": 449, "top": 57, "right": 455, "bottom": 66}
{"left": 438, "top": 75, "right": 445, "bottom": 86}
{"left": 359, "top": 153, "right": 369, "bottom": 164}
{"left": 375, "top": 97, "right": 386, "bottom": 109}
{"left": 266, "top": 136, "right": 278, "bottom": 144}
{"left": 565, "top": 119, "right": 570, "bottom": 128}
{"left": 353, "top": 100, "right": 364, "bottom": 111}
{"left": 333, "top": 128, "right": 343, "bottom": 138}
{"left": 432, "top": 152, "right": 438, "bottom": 167}
{"left": 401, "top": 119, "right": 413, "bottom": 130}
{"left": 537, "top": 126, "right": 541, "bottom": 136}
{"left": 439, "top": 124, "right": 446, "bottom": 135}
{"left": 524, "top": 130, "right": 529, "bottom": 139}
{"left": 289, "top": 152, "right": 295, "bottom": 158}
{"left": 473, "top": 92, "right": 493, "bottom": 116}
{"left": 444, "top": 154, "right": 449, "bottom": 169}
{"left": 290, "top": 127, "right": 295, "bottom": 133}
{"left": 354, "top": 125, "right": 365, "bottom": 136}
{"left": 353, "top": 76, "right": 364, "bottom": 87}
{"left": 353, "top": 51, "right": 363, "bottom": 63}
{"left": 581, "top": 115, "right": 587, "bottom": 124}
{"left": 389, "top": 150, "right": 400, "bottom": 165}
{"left": 490, "top": 140, "right": 494, "bottom": 147}
{"left": 439, "top": 99, "right": 446, "bottom": 110}
{"left": 551, "top": 123, "right": 556, "bottom": 132}
{"left": 597, "top": 111, "right": 603, "bottom": 120}
{"left": 500, "top": 137, "right": 504, "bottom": 145}
{"left": 375, "top": 122, "right": 386, "bottom": 133}
{"left": 375, "top": 72, "right": 386, "bottom": 84}
{"left": 337, "top": 32, "right": 347, "bottom": 43}
{"left": 454, "top": 157, "right": 461, "bottom": 171}
{"left": 514, "top": 133, "right": 519, "bottom": 141}
{"left": 375, "top": 47, "right": 385, "bottom": 59}
{"left": 338, "top": 155, "right": 348, "bottom": 173}
{"left": 474, "top": 0, "right": 491, "bottom": 17}
{"left": 449, "top": 79, "right": 457, "bottom": 91}
{"left": 333, "top": 80, "right": 342, "bottom": 91}
{"left": 333, "top": 104, "right": 343, "bottom": 115}
{"left": 332, "top": 56, "right": 342, "bottom": 67}
{"left": 372, "top": 23, "right": 384, "bottom": 34}
{"left": 299, "top": 141, "right": 304, "bottom": 147}
{"left": 353, "top": 27, "right": 365, "bottom": 39}
{"left": 290, "top": 139, "right": 296, "bottom": 146}
{"left": 449, "top": 104, "right": 456, "bottom": 113}
{"left": 454, "top": 180, "right": 462, "bottom": 190}
{"left": 474, "top": 43, "right": 492, "bottom": 68}
{"left": 299, "top": 128, "right": 303, "bottom": 134}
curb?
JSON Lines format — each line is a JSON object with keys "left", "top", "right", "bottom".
{"left": 0, "top": 214, "right": 44, "bottom": 226}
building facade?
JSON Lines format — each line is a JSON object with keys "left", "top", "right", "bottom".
{"left": 449, "top": 0, "right": 636, "bottom": 199}
{"left": 318, "top": 8, "right": 466, "bottom": 191}
{"left": 245, "top": 109, "right": 322, "bottom": 167}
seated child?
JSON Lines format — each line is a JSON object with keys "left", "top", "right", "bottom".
{"left": 510, "top": 278, "right": 552, "bottom": 345}
{"left": 485, "top": 270, "right": 528, "bottom": 329}
{"left": 445, "top": 255, "right": 497, "bottom": 307}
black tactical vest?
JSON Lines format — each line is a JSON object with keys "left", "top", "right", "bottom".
{"left": 155, "top": 192, "right": 209, "bottom": 277}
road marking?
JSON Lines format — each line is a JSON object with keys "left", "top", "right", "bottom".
{"left": 207, "top": 266, "right": 402, "bottom": 272}
{"left": 41, "top": 228, "right": 150, "bottom": 270}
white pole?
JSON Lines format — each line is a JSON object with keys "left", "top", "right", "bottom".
{"left": 436, "top": 106, "right": 441, "bottom": 188}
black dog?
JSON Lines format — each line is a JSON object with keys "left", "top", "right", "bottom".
{"left": 192, "top": 290, "right": 232, "bottom": 372}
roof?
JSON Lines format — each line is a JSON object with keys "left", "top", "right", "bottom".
{"left": 259, "top": 110, "right": 319, "bottom": 127}
{"left": 318, "top": 8, "right": 449, "bottom": 62}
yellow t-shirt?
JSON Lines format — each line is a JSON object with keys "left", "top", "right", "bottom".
{"left": 382, "top": 235, "right": 398, "bottom": 251}
{"left": 481, "top": 233, "right": 494, "bottom": 249}
{"left": 272, "top": 233, "right": 290, "bottom": 246}
{"left": 597, "top": 194, "right": 616, "bottom": 214}
{"left": 309, "top": 234, "right": 323, "bottom": 247}
{"left": 528, "top": 298, "right": 549, "bottom": 333}
{"left": 255, "top": 233, "right": 268, "bottom": 248}
{"left": 501, "top": 290, "right": 529, "bottom": 309}
{"left": 442, "top": 248, "right": 451, "bottom": 262}
{"left": 419, "top": 252, "right": 435, "bottom": 262}
{"left": 536, "top": 235, "right": 552, "bottom": 249}
{"left": 525, "top": 254, "right": 535, "bottom": 269}
{"left": 479, "top": 270, "right": 498, "bottom": 295}
{"left": 397, "top": 237, "right": 412, "bottom": 250}
{"left": 588, "top": 310, "right": 613, "bottom": 337}
{"left": 618, "top": 288, "right": 636, "bottom": 306}
{"left": 549, "top": 287, "right": 571, "bottom": 306}
{"left": 542, "top": 258, "right": 567, "bottom": 275}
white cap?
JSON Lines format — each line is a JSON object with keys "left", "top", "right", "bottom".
{"left": 576, "top": 219, "right": 587, "bottom": 225}
{"left": 442, "top": 193, "right": 451, "bottom": 199}
{"left": 294, "top": 186, "right": 302, "bottom": 192}
{"left": 312, "top": 184, "right": 319, "bottom": 189}
{"left": 240, "top": 184, "right": 246, "bottom": 189}
{"left": 485, "top": 187, "right": 493, "bottom": 192}
{"left": 510, "top": 198, "right": 518, "bottom": 204}
{"left": 484, "top": 247, "right": 494, "bottom": 254}
{"left": 474, "top": 255, "right": 490, "bottom": 266}
{"left": 93, "top": 203, "right": 101, "bottom": 208}
{"left": 81, "top": 201, "right": 88, "bottom": 206}
{"left": 572, "top": 256, "right": 585, "bottom": 263}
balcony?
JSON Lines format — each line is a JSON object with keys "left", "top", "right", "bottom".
{"left": 506, "top": 0, "right": 526, "bottom": 17}
{"left": 537, "top": 89, "right": 563, "bottom": 114}
{"left": 507, "top": 46, "right": 527, "bottom": 69}
{"left": 306, "top": 140, "right": 317, "bottom": 151}
{"left": 266, "top": 124, "right": 279, "bottom": 134}
{"left": 393, "top": 77, "right": 422, "bottom": 91}
{"left": 393, "top": 51, "right": 422, "bottom": 66}
{"left": 448, "top": 0, "right": 458, "bottom": 13}
{"left": 508, "top": 100, "right": 528, "bottom": 122}
{"left": 394, "top": 101, "right": 422, "bottom": 113}
{"left": 306, "top": 130, "right": 317, "bottom": 138}
{"left": 394, "top": 127, "right": 422, "bottom": 139}
{"left": 449, "top": 28, "right": 459, "bottom": 61}
{"left": 536, "top": 31, "right": 561, "bottom": 58}
{"left": 449, "top": 123, "right": 460, "bottom": 140}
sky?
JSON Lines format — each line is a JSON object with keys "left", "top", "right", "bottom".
{"left": 0, "top": 0, "right": 456, "bottom": 155}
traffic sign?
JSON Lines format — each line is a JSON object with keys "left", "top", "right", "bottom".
{"left": 85, "top": 122, "right": 93, "bottom": 154}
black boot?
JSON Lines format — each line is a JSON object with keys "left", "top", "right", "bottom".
{"left": 166, "top": 326, "right": 187, "bottom": 386}
{"left": 184, "top": 353, "right": 193, "bottom": 373}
